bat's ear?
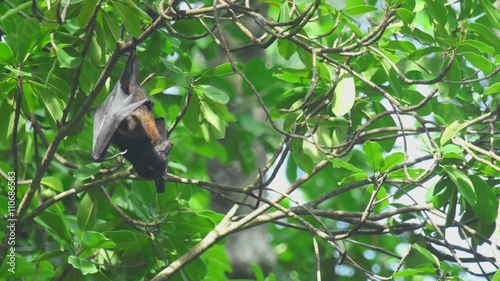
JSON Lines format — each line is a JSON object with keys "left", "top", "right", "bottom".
{"left": 155, "top": 118, "right": 166, "bottom": 134}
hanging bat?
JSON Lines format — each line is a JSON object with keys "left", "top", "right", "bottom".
{"left": 92, "top": 47, "right": 173, "bottom": 192}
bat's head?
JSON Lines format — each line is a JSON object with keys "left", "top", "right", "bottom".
{"left": 146, "top": 140, "right": 172, "bottom": 175}
{"left": 157, "top": 140, "right": 173, "bottom": 156}
{"left": 150, "top": 141, "right": 173, "bottom": 193}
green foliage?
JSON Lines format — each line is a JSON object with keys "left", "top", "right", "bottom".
{"left": 0, "top": 0, "right": 499, "bottom": 280}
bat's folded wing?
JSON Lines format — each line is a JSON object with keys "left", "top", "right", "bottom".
{"left": 92, "top": 81, "right": 149, "bottom": 161}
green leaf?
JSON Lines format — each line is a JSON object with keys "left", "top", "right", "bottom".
{"left": 393, "top": 268, "right": 421, "bottom": 278}
{"left": 469, "top": 176, "right": 498, "bottom": 224}
{"left": 493, "top": 268, "right": 500, "bottom": 281}
{"left": 200, "top": 99, "right": 226, "bottom": 140}
{"left": 387, "top": 168, "right": 424, "bottom": 180}
{"left": 143, "top": 76, "right": 176, "bottom": 95}
{"left": 274, "top": 68, "right": 311, "bottom": 84}
{"left": 33, "top": 250, "right": 67, "bottom": 263}
{"left": 278, "top": 39, "right": 296, "bottom": 61}
{"left": 479, "top": 0, "right": 500, "bottom": 29}
{"left": 74, "top": 163, "right": 100, "bottom": 182}
{"left": 483, "top": 82, "right": 500, "bottom": 96}
{"left": 277, "top": 3, "right": 295, "bottom": 60}
{"left": 0, "top": 99, "right": 15, "bottom": 146}
{"left": 458, "top": 0, "right": 473, "bottom": 19}
{"left": 292, "top": 140, "right": 314, "bottom": 174}
{"left": 424, "top": 0, "right": 447, "bottom": 26}
{"left": 363, "top": 141, "right": 383, "bottom": 172}
{"left": 426, "top": 177, "right": 455, "bottom": 208}
{"left": 364, "top": 184, "right": 388, "bottom": 213}
{"left": 396, "top": 8, "right": 414, "bottom": 25}
{"left": 332, "top": 124, "right": 349, "bottom": 147}
{"left": 440, "top": 144, "right": 463, "bottom": 155}
{"left": 203, "top": 244, "right": 232, "bottom": 280}
{"left": 467, "top": 22, "right": 500, "bottom": 50}
{"left": 168, "top": 211, "right": 216, "bottom": 235}
{"left": 88, "top": 35, "right": 105, "bottom": 66}
{"left": 183, "top": 92, "right": 202, "bottom": 133}
{"left": 412, "top": 244, "right": 439, "bottom": 266}
{"left": 41, "top": 176, "right": 63, "bottom": 192}
{"left": 122, "top": 0, "right": 153, "bottom": 24}
{"left": 381, "top": 152, "right": 405, "bottom": 172}
{"left": 112, "top": 1, "right": 142, "bottom": 37}
{"left": 332, "top": 75, "right": 355, "bottom": 116}
{"left": 435, "top": 103, "right": 465, "bottom": 125}
{"left": 460, "top": 52, "right": 493, "bottom": 74}
{"left": 174, "top": 46, "right": 193, "bottom": 72}
{"left": 199, "top": 85, "right": 229, "bottom": 105}
{"left": 329, "top": 159, "right": 366, "bottom": 175}
{"left": 0, "top": 2, "right": 31, "bottom": 22}
{"left": 393, "top": 264, "right": 436, "bottom": 278}
{"left": 159, "top": 56, "right": 183, "bottom": 75}
{"left": 286, "top": 156, "right": 298, "bottom": 182}
{"left": 68, "top": 256, "right": 98, "bottom": 275}
{"left": 381, "top": 40, "right": 417, "bottom": 53}
{"left": 341, "top": 172, "right": 370, "bottom": 184}
{"left": 0, "top": 42, "right": 14, "bottom": 65}
{"left": 35, "top": 210, "right": 72, "bottom": 244}
{"left": 0, "top": 255, "right": 54, "bottom": 279}
{"left": 102, "top": 230, "right": 137, "bottom": 251}
{"left": 315, "top": 124, "right": 332, "bottom": 148}
{"left": 440, "top": 120, "right": 464, "bottom": 146}
{"left": 183, "top": 248, "right": 208, "bottom": 280}
{"left": 382, "top": 61, "right": 404, "bottom": 98}
{"left": 261, "top": 0, "right": 281, "bottom": 7}
{"left": 199, "top": 62, "right": 244, "bottom": 78}
{"left": 445, "top": 188, "right": 458, "bottom": 227}
{"left": 461, "top": 39, "right": 495, "bottom": 55}
{"left": 302, "top": 139, "right": 324, "bottom": 163}
{"left": 441, "top": 151, "right": 465, "bottom": 161}
{"left": 81, "top": 231, "right": 116, "bottom": 250}
{"left": 77, "top": 193, "right": 97, "bottom": 231}
{"left": 81, "top": 59, "right": 100, "bottom": 94}
{"left": 76, "top": 0, "right": 99, "bottom": 27}
{"left": 253, "top": 263, "right": 266, "bottom": 281}
{"left": 403, "top": 26, "right": 435, "bottom": 45}
{"left": 297, "top": 43, "right": 313, "bottom": 68}
{"left": 15, "top": 18, "right": 41, "bottom": 62}
{"left": 344, "top": 5, "right": 378, "bottom": 16}
{"left": 56, "top": 48, "right": 82, "bottom": 69}
{"left": 443, "top": 165, "right": 477, "bottom": 205}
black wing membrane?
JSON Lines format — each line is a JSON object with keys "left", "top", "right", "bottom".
{"left": 92, "top": 49, "right": 149, "bottom": 161}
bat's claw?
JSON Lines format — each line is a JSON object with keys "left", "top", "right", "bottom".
{"left": 100, "top": 149, "right": 128, "bottom": 162}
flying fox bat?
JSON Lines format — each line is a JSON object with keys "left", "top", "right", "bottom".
{"left": 92, "top": 47, "right": 173, "bottom": 192}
